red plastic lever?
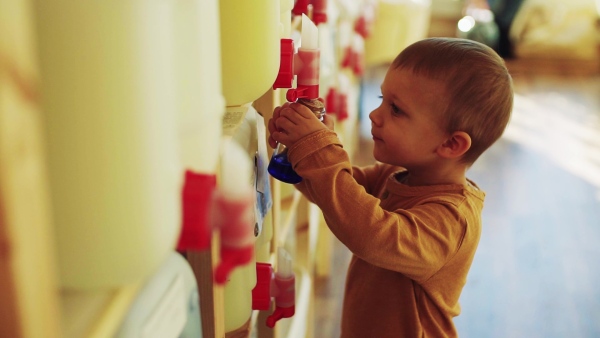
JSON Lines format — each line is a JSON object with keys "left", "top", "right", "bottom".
{"left": 273, "top": 39, "right": 295, "bottom": 90}
{"left": 176, "top": 171, "right": 217, "bottom": 251}
{"left": 252, "top": 263, "right": 274, "bottom": 310}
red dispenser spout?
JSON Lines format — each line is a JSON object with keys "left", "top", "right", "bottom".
{"left": 273, "top": 38, "right": 320, "bottom": 102}
{"left": 266, "top": 248, "right": 295, "bottom": 327}
{"left": 250, "top": 249, "right": 296, "bottom": 328}
{"left": 273, "top": 15, "right": 321, "bottom": 102}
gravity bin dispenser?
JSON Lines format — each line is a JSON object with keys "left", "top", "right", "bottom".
{"left": 268, "top": 14, "right": 324, "bottom": 184}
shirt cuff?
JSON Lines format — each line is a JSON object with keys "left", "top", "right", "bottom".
{"left": 287, "top": 129, "right": 342, "bottom": 167}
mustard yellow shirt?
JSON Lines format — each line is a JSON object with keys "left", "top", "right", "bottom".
{"left": 288, "top": 130, "right": 485, "bottom": 338}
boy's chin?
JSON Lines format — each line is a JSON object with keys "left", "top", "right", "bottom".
{"left": 372, "top": 151, "right": 406, "bottom": 167}
{"left": 372, "top": 151, "right": 390, "bottom": 165}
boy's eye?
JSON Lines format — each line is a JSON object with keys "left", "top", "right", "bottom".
{"left": 378, "top": 95, "right": 403, "bottom": 116}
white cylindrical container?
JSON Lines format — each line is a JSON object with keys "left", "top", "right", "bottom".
{"left": 364, "top": 0, "right": 432, "bottom": 66}
{"left": 219, "top": 0, "right": 281, "bottom": 107}
{"left": 173, "top": 0, "right": 224, "bottom": 173}
{"left": 223, "top": 262, "right": 256, "bottom": 332}
{"left": 115, "top": 253, "right": 202, "bottom": 338}
{"left": 219, "top": 138, "right": 257, "bottom": 333}
{"left": 318, "top": 21, "right": 337, "bottom": 99}
{"left": 280, "top": 0, "right": 295, "bottom": 38}
{"left": 35, "top": 2, "right": 181, "bottom": 289}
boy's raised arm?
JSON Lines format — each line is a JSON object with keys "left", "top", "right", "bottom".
{"left": 288, "top": 129, "right": 466, "bottom": 283}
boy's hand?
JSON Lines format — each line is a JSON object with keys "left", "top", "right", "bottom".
{"left": 268, "top": 102, "right": 334, "bottom": 149}
{"left": 267, "top": 102, "right": 291, "bottom": 148}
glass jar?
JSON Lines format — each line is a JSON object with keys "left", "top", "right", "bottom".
{"left": 267, "top": 98, "right": 325, "bottom": 184}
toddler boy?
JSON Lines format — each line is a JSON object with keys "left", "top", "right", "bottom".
{"left": 268, "top": 37, "right": 513, "bottom": 337}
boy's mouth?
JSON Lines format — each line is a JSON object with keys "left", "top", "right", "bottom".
{"left": 371, "top": 131, "right": 383, "bottom": 142}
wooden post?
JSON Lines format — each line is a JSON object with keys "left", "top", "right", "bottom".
{"left": 188, "top": 233, "right": 225, "bottom": 338}
{"left": 0, "top": 1, "right": 62, "bottom": 337}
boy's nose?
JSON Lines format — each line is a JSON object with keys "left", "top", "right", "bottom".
{"left": 369, "top": 109, "right": 381, "bottom": 126}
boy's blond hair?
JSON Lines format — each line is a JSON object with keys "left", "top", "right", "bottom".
{"left": 392, "top": 38, "right": 513, "bottom": 164}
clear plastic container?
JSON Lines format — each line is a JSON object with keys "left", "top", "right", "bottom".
{"left": 364, "top": 0, "right": 432, "bottom": 66}
{"left": 115, "top": 253, "right": 201, "bottom": 338}
{"left": 219, "top": 0, "right": 280, "bottom": 107}
{"left": 173, "top": 0, "right": 224, "bottom": 173}
{"left": 35, "top": 2, "right": 181, "bottom": 289}
{"left": 268, "top": 99, "right": 325, "bottom": 184}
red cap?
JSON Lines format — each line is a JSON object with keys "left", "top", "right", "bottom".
{"left": 341, "top": 46, "right": 353, "bottom": 70}
{"left": 341, "top": 46, "right": 364, "bottom": 77}
{"left": 354, "top": 16, "right": 369, "bottom": 38}
{"left": 312, "top": 12, "right": 327, "bottom": 25}
{"left": 292, "top": 0, "right": 310, "bottom": 16}
{"left": 176, "top": 171, "right": 217, "bottom": 251}
{"left": 353, "top": 50, "right": 364, "bottom": 76}
{"left": 312, "top": 0, "right": 328, "bottom": 25}
{"left": 325, "top": 87, "right": 338, "bottom": 113}
{"left": 338, "top": 93, "right": 349, "bottom": 121}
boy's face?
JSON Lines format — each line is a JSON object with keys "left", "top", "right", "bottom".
{"left": 369, "top": 67, "right": 449, "bottom": 170}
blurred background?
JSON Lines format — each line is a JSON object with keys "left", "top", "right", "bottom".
{"left": 1, "top": 1, "right": 599, "bottom": 337}
{"left": 317, "top": 0, "right": 600, "bottom": 337}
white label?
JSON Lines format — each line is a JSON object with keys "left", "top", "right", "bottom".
{"left": 222, "top": 104, "right": 251, "bottom": 136}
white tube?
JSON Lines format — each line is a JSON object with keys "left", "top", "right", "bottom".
{"left": 277, "top": 247, "right": 293, "bottom": 279}
{"left": 300, "top": 14, "right": 319, "bottom": 50}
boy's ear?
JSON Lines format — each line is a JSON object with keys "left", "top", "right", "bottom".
{"left": 437, "top": 131, "right": 471, "bottom": 159}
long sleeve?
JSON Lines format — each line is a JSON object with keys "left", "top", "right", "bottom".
{"left": 288, "top": 130, "right": 485, "bottom": 338}
{"left": 287, "top": 130, "right": 467, "bottom": 283}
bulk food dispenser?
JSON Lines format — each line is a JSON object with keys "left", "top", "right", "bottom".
{"left": 35, "top": 2, "right": 181, "bottom": 290}
{"left": 218, "top": 0, "right": 281, "bottom": 333}
{"left": 269, "top": 14, "right": 323, "bottom": 184}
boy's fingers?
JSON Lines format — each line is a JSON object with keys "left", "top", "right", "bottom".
{"left": 289, "top": 102, "right": 318, "bottom": 119}
{"left": 268, "top": 117, "right": 277, "bottom": 134}
{"left": 272, "top": 131, "right": 291, "bottom": 146}
{"left": 275, "top": 117, "right": 296, "bottom": 132}
{"left": 272, "top": 103, "right": 289, "bottom": 120}
{"left": 279, "top": 107, "right": 304, "bottom": 125}
{"left": 268, "top": 136, "right": 277, "bottom": 149}
{"left": 271, "top": 107, "right": 281, "bottom": 123}
{"left": 322, "top": 114, "right": 334, "bottom": 130}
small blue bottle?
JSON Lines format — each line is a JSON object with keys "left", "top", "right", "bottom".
{"left": 268, "top": 98, "right": 325, "bottom": 184}
{"left": 268, "top": 144, "right": 303, "bottom": 184}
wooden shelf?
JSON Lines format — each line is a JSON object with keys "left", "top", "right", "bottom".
{"left": 61, "top": 285, "right": 141, "bottom": 338}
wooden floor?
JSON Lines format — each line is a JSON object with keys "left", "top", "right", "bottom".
{"left": 314, "top": 62, "right": 600, "bottom": 337}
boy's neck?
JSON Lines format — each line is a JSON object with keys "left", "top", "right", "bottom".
{"left": 399, "top": 164, "right": 469, "bottom": 187}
